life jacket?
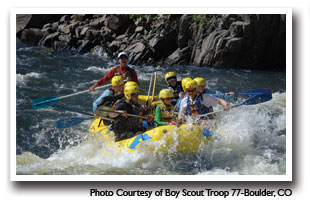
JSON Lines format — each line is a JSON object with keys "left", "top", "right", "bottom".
{"left": 111, "top": 99, "right": 144, "bottom": 130}
{"left": 185, "top": 94, "right": 211, "bottom": 116}
{"left": 168, "top": 81, "right": 183, "bottom": 99}
{"left": 157, "top": 101, "right": 175, "bottom": 123}
{"left": 114, "top": 66, "right": 134, "bottom": 81}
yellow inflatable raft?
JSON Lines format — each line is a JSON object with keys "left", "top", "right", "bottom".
{"left": 89, "top": 95, "right": 217, "bottom": 154}
{"left": 89, "top": 118, "right": 216, "bottom": 154}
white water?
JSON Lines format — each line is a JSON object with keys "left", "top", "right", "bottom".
{"left": 16, "top": 92, "right": 286, "bottom": 175}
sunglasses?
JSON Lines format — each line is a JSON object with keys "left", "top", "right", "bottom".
{"left": 131, "top": 93, "right": 139, "bottom": 97}
{"left": 187, "top": 89, "right": 196, "bottom": 93}
{"left": 165, "top": 98, "right": 173, "bottom": 101}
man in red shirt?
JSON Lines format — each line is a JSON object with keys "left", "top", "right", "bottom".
{"left": 89, "top": 52, "right": 139, "bottom": 92}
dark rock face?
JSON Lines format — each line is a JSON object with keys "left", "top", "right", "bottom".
{"left": 16, "top": 14, "right": 286, "bottom": 71}
{"left": 16, "top": 14, "right": 64, "bottom": 37}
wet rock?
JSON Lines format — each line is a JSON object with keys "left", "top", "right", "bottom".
{"left": 54, "top": 40, "right": 71, "bottom": 51}
{"left": 104, "top": 15, "right": 133, "bottom": 35}
{"left": 109, "top": 40, "right": 122, "bottom": 52}
{"left": 77, "top": 40, "right": 94, "bottom": 54}
{"left": 166, "top": 47, "right": 191, "bottom": 65}
{"left": 16, "top": 14, "right": 64, "bottom": 37}
{"left": 20, "top": 28, "right": 46, "bottom": 45}
{"left": 59, "top": 15, "right": 71, "bottom": 24}
{"left": 89, "top": 17, "right": 104, "bottom": 29}
{"left": 149, "top": 29, "right": 178, "bottom": 61}
{"left": 178, "top": 14, "right": 192, "bottom": 49}
{"left": 80, "top": 27, "right": 90, "bottom": 37}
{"left": 135, "top": 26, "right": 144, "bottom": 33}
{"left": 16, "top": 14, "right": 286, "bottom": 71}
{"left": 39, "top": 32, "right": 60, "bottom": 47}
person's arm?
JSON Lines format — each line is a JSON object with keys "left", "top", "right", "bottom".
{"left": 155, "top": 105, "right": 167, "bottom": 126}
{"left": 92, "top": 89, "right": 113, "bottom": 112}
{"left": 109, "top": 101, "right": 127, "bottom": 118}
{"left": 177, "top": 98, "right": 186, "bottom": 120}
{"left": 89, "top": 68, "right": 116, "bottom": 91}
{"left": 131, "top": 69, "right": 139, "bottom": 85}
{"left": 219, "top": 99, "right": 231, "bottom": 111}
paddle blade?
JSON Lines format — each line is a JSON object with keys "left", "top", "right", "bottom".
{"left": 56, "top": 117, "right": 92, "bottom": 129}
{"left": 239, "top": 92, "right": 272, "bottom": 106}
{"left": 32, "top": 96, "right": 60, "bottom": 110}
{"left": 239, "top": 88, "right": 272, "bottom": 97}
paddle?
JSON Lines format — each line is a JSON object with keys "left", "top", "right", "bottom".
{"left": 32, "top": 84, "right": 112, "bottom": 110}
{"left": 198, "top": 92, "right": 272, "bottom": 118}
{"left": 151, "top": 72, "right": 158, "bottom": 102}
{"left": 212, "top": 88, "right": 272, "bottom": 98}
{"left": 146, "top": 71, "right": 155, "bottom": 107}
{"left": 56, "top": 116, "right": 115, "bottom": 129}
{"left": 95, "top": 106, "right": 150, "bottom": 119}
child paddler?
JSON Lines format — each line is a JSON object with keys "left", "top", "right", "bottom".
{"left": 194, "top": 77, "right": 235, "bottom": 102}
{"left": 164, "top": 72, "right": 183, "bottom": 105}
{"left": 106, "top": 82, "right": 153, "bottom": 141}
{"left": 155, "top": 89, "right": 177, "bottom": 127}
{"left": 174, "top": 77, "right": 192, "bottom": 112}
{"left": 178, "top": 80, "right": 231, "bottom": 127}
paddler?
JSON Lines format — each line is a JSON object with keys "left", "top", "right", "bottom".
{"left": 164, "top": 72, "right": 183, "bottom": 105}
{"left": 175, "top": 77, "right": 192, "bottom": 112}
{"left": 155, "top": 89, "right": 177, "bottom": 127}
{"left": 107, "top": 82, "right": 152, "bottom": 141}
{"left": 89, "top": 51, "right": 139, "bottom": 92}
{"left": 93, "top": 75, "right": 124, "bottom": 113}
{"left": 178, "top": 79, "right": 231, "bottom": 126}
{"left": 194, "top": 77, "right": 235, "bottom": 100}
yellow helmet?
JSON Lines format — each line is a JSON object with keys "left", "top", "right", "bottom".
{"left": 194, "top": 77, "right": 207, "bottom": 87}
{"left": 111, "top": 76, "right": 124, "bottom": 87}
{"left": 124, "top": 85, "right": 139, "bottom": 100}
{"left": 124, "top": 81, "right": 138, "bottom": 88}
{"left": 159, "top": 89, "right": 174, "bottom": 99}
{"left": 181, "top": 77, "right": 192, "bottom": 91}
{"left": 164, "top": 72, "right": 177, "bottom": 85}
{"left": 185, "top": 80, "right": 198, "bottom": 91}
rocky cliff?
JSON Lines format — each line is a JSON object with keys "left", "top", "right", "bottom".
{"left": 16, "top": 14, "right": 286, "bottom": 71}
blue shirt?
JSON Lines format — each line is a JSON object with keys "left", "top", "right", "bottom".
{"left": 93, "top": 89, "right": 114, "bottom": 112}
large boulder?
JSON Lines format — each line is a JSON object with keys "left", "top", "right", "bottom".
{"left": 148, "top": 29, "right": 178, "bottom": 61}
{"left": 16, "top": 14, "right": 64, "bottom": 37}
{"left": 104, "top": 15, "right": 133, "bottom": 35}
{"left": 20, "top": 28, "right": 46, "bottom": 45}
{"left": 178, "top": 14, "right": 193, "bottom": 49}
{"left": 190, "top": 14, "right": 286, "bottom": 71}
{"left": 166, "top": 47, "right": 191, "bottom": 65}
{"left": 38, "top": 32, "right": 60, "bottom": 47}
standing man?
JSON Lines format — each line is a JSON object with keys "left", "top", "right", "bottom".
{"left": 89, "top": 52, "right": 139, "bottom": 92}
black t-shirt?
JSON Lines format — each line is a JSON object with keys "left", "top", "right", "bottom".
{"left": 97, "top": 92, "right": 124, "bottom": 108}
{"left": 110, "top": 100, "right": 145, "bottom": 141}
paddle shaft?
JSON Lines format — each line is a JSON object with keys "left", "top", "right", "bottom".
{"left": 56, "top": 116, "right": 115, "bottom": 129}
{"left": 97, "top": 108, "right": 149, "bottom": 119}
{"left": 59, "top": 84, "right": 112, "bottom": 100}
{"left": 152, "top": 72, "right": 158, "bottom": 101}
{"left": 198, "top": 93, "right": 272, "bottom": 117}
{"left": 146, "top": 71, "right": 154, "bottom": 105}
{"left": 177, "top": 92, "right": 272, "bottom": 118}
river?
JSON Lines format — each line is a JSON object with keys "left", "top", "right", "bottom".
{"left": 15, "top": 39, "right": 286, "bottom": 175}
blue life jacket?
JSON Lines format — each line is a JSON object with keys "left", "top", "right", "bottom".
{"left": 185, "top": 94, "right": 210, "bottom": 116}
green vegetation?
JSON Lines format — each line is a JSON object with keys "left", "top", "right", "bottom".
{"left": 192, "top": 14, "right": 215, "bottom": 24}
